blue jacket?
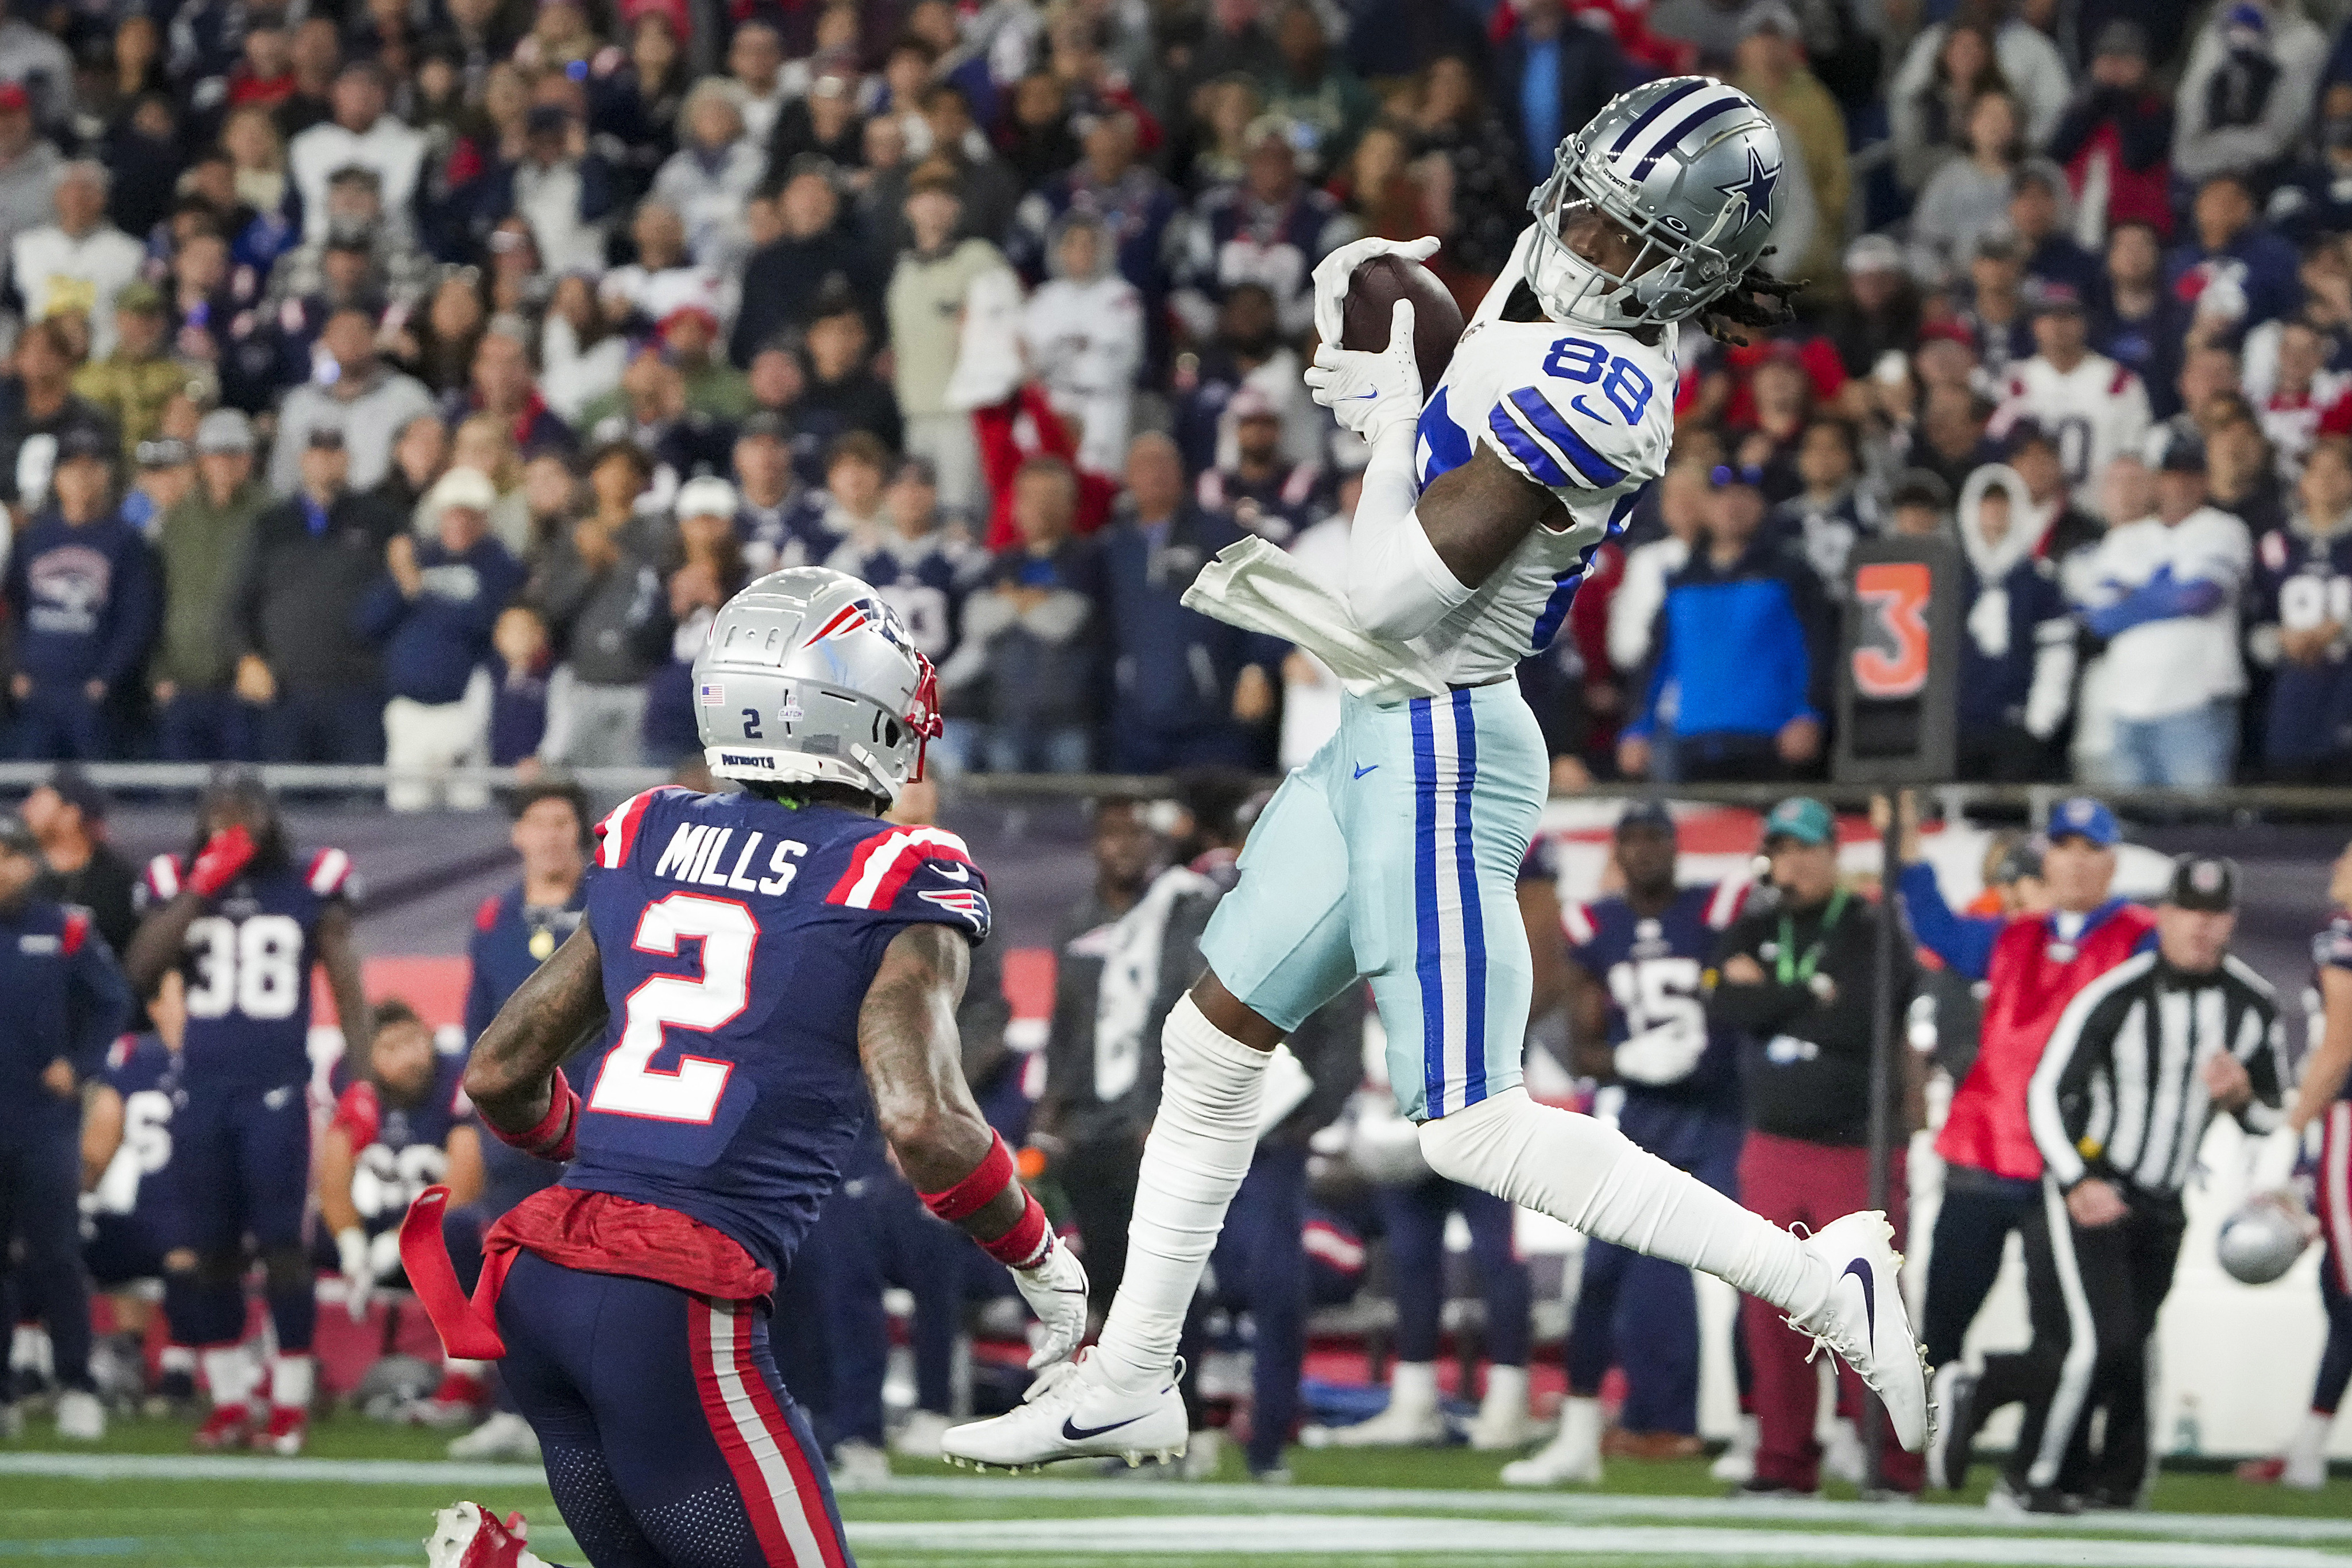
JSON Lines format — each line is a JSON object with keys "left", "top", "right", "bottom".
{"left": 3, "top": 508, "right": 160, "bottom": 692}
{"left": 2164, "top": 220, "right": 2303, "bottom": 328}
{"left": 356, "top": 536, "right": 525, "bottom": 704}
{"left": 1629, "top": 539, "right": 1829, "bottom": 741}
{"left": 1097, "top": 506, "right": 1281, "bottom": 763}
{"left": 0, "top": 900, "right": 131, "bottom": 1141}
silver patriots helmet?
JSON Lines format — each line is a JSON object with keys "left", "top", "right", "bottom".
{"left": 1526, "top": 76, "right": 1785, "bottom": 331}
{"left": 2218, "top": 1192, "right": 2317, "bottom": 1286}
{"left": 692, "top": 567, "right": 943, "bottom": 802}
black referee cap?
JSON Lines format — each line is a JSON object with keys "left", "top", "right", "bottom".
{"left": 2165, "top": 854, "right": 2239, "bottom": 912}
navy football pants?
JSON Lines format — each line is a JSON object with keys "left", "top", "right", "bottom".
{"left": 810, "top": 1168, "right": 966, "bottom": 1447}
{"left": 0, "top": 1135, "right": 92, "bottom": 1395}
{"left": 496, "top": 1251, "right": 854, "bottom": 1568}
{"left": 167, "top": 1085, "right": 315, "bottom": 1352}
{"left": 1182, "top": 1143, "right": 1312, "bottom": 1472}
{"left": 1376, "top": 1175, "right": 1531, "bottom": 1366}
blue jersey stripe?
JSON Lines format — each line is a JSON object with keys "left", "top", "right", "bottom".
{"left": 1633, "top": 94, "right": 1745, "bottom": 179}
{"left": 1530, "top": 571, "right": 1584, "bottom": 651}
{"left": 1451, "top": 690, "right": 1488, "bottom": 1108}
{"left": 1486, "top": 401, "right": 1572, "bottom": 489}
{"left": 1410, "top": 697, "right": 1445, "bottom": 1116}
{"left": 1608, "top": 78, "right": 1708, "bottom": 156}
{"left": 1418, "top": 385, "right": 1472, "bottom": 486}
{"left": 1510, "top": 389, "right": 1627, "bottom": 489}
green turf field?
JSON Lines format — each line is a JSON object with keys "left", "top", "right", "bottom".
{"left": 3, "top": 1415, "right": 2348, "bottom": 1567}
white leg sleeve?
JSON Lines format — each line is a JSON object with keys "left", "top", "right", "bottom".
{"left": 1418, "top": 1089, "right": 1828, "bottom": 1318}
{"left": 1091, "top": 995, "right": 1269, "bottom": 1395}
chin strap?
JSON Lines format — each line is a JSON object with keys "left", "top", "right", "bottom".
{"left": 905, "top": 649, "right": 945, "bottom": 782}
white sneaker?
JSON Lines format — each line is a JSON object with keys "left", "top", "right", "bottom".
{"left": 54, "top": 1389, "right": 104, "bottom": 1441}
{"left": 1328, "top": 1361, "right": 1446, "bottom": 1448}
{"left": 1788, "top": 1212, "right": 1929, "bottom": 1453}
{"left": 891, "top": 1409, "right": 953, "bottom": 1459}
{"left": 832, "top": 1439, "right": 892, "bottom": 1490}
{"left": 1500, "top": 1396, "right": 1601, "bottom": 1486}
{"left": 1821, "top": 1416, "right": 1865, "bottom": 1485}
{"left": 1710, "top": 1414, "right": 1759, "bottom": 1484}
{"left": 1467, "top": 1366, "right": 1538, "bottom": 1451}
{"left": 940, "top": 1350, "right": 1187, "bottom": 1473}
{"left": 2284, "top": 1450, "right": 2328, "bottom": 1492}
{"left": 448, "top": 1411, "right": 541, "bottom": 1462}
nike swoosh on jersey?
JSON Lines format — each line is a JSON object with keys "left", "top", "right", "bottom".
{"left": 1061, "top": 1412, "right": 1151, "bottom": 1442}
{"left": 1570, "top": 394, "right": 1612, "bottom": 424}
{"left": 1353, "top": 763, "right": 1379, "bottom": 779}
{"left": 1843, "top": 1257, "right": 1876, "bottom": 1339}
{"left": 931, "top": 862, "right": 970, "bottom": 882}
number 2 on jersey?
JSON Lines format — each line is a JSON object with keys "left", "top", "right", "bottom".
{"left": 588, "top": 891, "right": 756, "bottom": 1124}
{"left": 1541, "top": 336, "right": 1653, "bottom": 424}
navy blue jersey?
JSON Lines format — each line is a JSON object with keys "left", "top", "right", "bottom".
{"left": 822, "top": 532, "right": 977, "bottom": 663}
{"left": 330, "top": 1053, "right": 472, "bottom": 1242}
{"left": 1561, "top": 882, "right": 1748, "bottom": 1115}
{"left": 466, "top": 880, "right": 587, "bottom": 1214}
{"left": 137, "top": 848, "right": 351, "bottom": 1093}
{"left": 0, "top": 900, "right": 131, "bottom": 1139}
{"left": 2254, "top": 524, "right": 2352, "bottom": 765}
{"left": 563, "top": 788, "right": 992, "bottom": 1280}
{"left": 87, "top": 1033, "right": 179, "bottom": 1225}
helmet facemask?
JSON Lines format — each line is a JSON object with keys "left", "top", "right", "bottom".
{"left": 1525, "top": 136, "right": 1744, "bottom": 331}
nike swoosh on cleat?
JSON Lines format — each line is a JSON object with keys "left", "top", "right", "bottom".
{"left": 1062, "top": 1412, "right": 1150, "bottom": 1442}
{"left": 1353, "top": 763, "right": 1379, "bottom": 779}
{"left": 1843, "top": 1257, "right": 1876, "bottom": 1341}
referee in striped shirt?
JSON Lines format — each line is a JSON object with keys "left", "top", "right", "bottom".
{"left": 1966, "top": 854, "right": 2287, "bottom": 1513}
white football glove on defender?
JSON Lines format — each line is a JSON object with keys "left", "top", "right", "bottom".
{"left": 1306, "top": 299, "right": 1423, "bottom": 443}
{"left": 1310, "top": 234, "right": 1442, "bottom": 347}
{"left": 336, "top": 1226, "right": 374, "bottom": 1322}
{"left": 2251, "top": 1123, "right": 2307, "bottom": 1195}
{"left": 1613, "top": 1020, "right": 1709, "bottom": 1086}
{"left": 1011, "top": 1232, "right": 1090, "bottom": 1369}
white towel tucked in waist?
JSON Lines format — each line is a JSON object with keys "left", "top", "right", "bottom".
{"left": 1181, "top": 537, "right": 1446, "bottom": 703}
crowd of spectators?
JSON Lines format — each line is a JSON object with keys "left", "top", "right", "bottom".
{"left": 0, "top": 0, "right": 2345, "bottom": 789}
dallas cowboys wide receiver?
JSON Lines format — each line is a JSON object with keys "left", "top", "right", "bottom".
{"left": 943, "top": 78, "right": 1929, "bottom": 1471}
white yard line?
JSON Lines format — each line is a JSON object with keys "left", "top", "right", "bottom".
{"left": 846, "top": 1515, "right": 2352, "bottom": 1566}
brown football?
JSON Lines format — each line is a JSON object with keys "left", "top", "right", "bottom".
{"left": 1340, "top": 255, "right": 1467, "bottom": 396}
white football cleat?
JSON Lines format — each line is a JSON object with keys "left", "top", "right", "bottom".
{"left": 1709, "top": 1413, "right": 1759, "bottom": 1484}
{"left": 53, "top": 1389, "right": 105, "bottom": 1441}
{"left": 939, "top": 1349, "right": 1187, "bottom": 1472}
{"left": 1326, "top": 1361, "right": 1446, "bottom": 1447}
{"left": 425, "top": 1502, "right": 551, "bottom": 1568}
{"left": 1467, "top": 1365, "right": 1538, "bottom": 1451}
{"left": 1821, "top": 1416, "right": 1866, "bottom": 1485}
{"left": 1788, "top": 1211, "right": 1929, "bottom": 1453}
{"left": 1499, "top": 1396, "right": 1601, "bottom": 1487}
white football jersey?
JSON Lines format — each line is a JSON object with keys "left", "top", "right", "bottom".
{"left": 1405, "top": 316, "right": 1674, "bottom": 686}
{"left": 1993, "top": 352, "right": 2151, "bottom": 515}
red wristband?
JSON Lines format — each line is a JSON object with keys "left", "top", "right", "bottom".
{"left": 919, "top": 1130, "right": 1017, "bottom": 1224}
{"left": 977, "top": 1191, "right": 1052, "bottom": 1269}
{"left": 492, "top": 1068, "right": 579, "bottom": 1163}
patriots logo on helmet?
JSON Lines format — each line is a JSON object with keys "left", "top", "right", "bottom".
{"left": 802, "top": 595, "right": 914, "bottom": 655}
{"left": 1716, "top": 146, "right": 1780, "bottom": 229}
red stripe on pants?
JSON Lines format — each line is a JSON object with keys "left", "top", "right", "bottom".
{"left": 1736, "top": 1129, "right": 1923, "bottom": 1493}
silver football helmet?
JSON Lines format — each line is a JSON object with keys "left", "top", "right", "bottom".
{"left": 2218, "top": 1192, "right": 2317, "bottom": 1286}
{"left": 1526, "top": 76, "right": 1785, "bottom": 331}
{"left": 692, "top": 567, "right": 942, "bottom": 802}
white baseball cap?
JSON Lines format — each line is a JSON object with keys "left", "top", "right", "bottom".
{"left": 427, "top": 465, "right": 498, "bottom": 518}
{"left": 676, "top": 475, "right": 739, "bottom": 520}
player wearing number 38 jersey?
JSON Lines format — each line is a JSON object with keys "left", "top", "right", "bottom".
{"left": 411, "top": 567, "right": 1089, "bottom": 1568}
{"left": 945, "top": 78, "right": 1930, "bottom": 1476}
{"left": 125, "top": 766, "right": 373, "bottom": 1457}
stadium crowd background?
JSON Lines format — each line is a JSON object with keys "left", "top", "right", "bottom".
{"left": 0, "top": 0, "right": 2338, "bottom": 789}
{"left": 1, "top": 0, "right": 2350, "bottom": 1519}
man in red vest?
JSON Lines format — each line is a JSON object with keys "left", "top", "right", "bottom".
{"left": 1887, "top": 794, "right": 2157, "bottom": 1491}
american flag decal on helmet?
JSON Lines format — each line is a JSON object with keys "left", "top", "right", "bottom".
{"left": 698, "top": 683, "right": 725, "bottom": 705}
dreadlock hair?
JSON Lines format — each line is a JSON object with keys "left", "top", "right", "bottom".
{"left": 1694, "top": 252, "right": 1804, "bottom": 347}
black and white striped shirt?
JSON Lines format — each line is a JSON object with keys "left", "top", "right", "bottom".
{"left": 2028, "top": 950, "right": 2287, "bottom": 1199}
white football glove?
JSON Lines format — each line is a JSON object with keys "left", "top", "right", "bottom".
{"left": 1011, "top": 1232, "right": 1090, "bottom": 1369}
{"left": 1310, "top": 233, "right": 1442, "bottom": 347}
{"left": 336, "top": 1226, "right": 374, "bottom": 1322}
{"left": 1613, "top": 1020, "right": 1709, "bottom": 1086}
{"left": 2250, "top": 1123, "right": 2307, "bottom": 1195}
{"left": 1305, "top": 299, "right": 1422, "bottom": 443}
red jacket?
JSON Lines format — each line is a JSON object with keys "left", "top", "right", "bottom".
{"left": 1936, "top": 904, "right": 2157, "bottom": 1180}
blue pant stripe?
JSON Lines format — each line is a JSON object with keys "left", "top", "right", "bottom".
{"left": 1410, "top": 697, "right": 1445, "bottom": 1116}
{"left": 1450, "top": 690, "right": 1488, "bottom": 1106}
